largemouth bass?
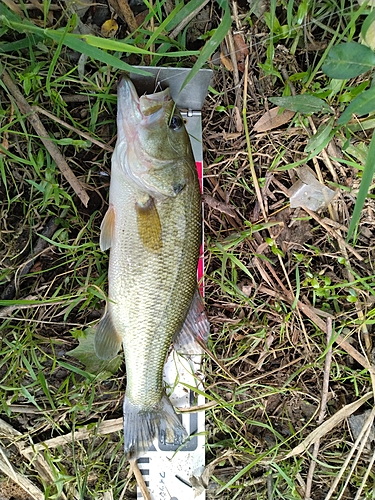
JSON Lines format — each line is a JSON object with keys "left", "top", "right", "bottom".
{"left": 95, "top": 76, "right": 208, "bottom": 459}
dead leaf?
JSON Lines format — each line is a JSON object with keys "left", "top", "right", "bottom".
{"left": 234, "top": 105, "right": 243, "bottom": 133}
{"left": 241, "top": 284, "right": 253, "bottom": 297}
{"left": 233, "top": 33, "right": 248, "bottom": 55}
{"left": 135, "top": 9, "right": 148, "bottom": 26}
{"left": 67, "top": 328, "right": 123, "bottom": 376}
{"left": 284, "top": 392, "right": 372, "bottom": 459}
{"left": 190, "top": 450, "right": 235, "bottom": 495}
{"left": 100, "top": 492, "right": 114, "bottom": 500}
{"left": 220, "top": 51, "right": 234, "bottom": 71}
{"left": 108, "top": 0, "right": 138, "bottom": 32}
{"left": 253, "top": 107, "right": 295, "bottom": 132}
{"left": 2, "top": 0, "right": 23, "bottom": 16}
{"left": 203, "top": 194, "right": 237, "bottom": 217}
{"left": 233, "top": 33, "right": 249, "bottom": 72}
{"left": 101, "top": 19, "right": 119, "bottom": 38}
{"left": 223, "top": 131, "right": 241, "bottom": 140}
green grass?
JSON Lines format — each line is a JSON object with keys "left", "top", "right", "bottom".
{"left": 1, "top": 0, "right": 375, "bottom": 499}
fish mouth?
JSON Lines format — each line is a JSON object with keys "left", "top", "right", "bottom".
{"left": 115, "top": 76, "right": 179, "bottom": 196}
{"left": 117, "top": 76, "right": 171, "bottom": 124}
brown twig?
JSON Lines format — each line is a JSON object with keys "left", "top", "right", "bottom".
{"left": 335, "top": 334, "right": 375, "bottom": 376}
{"left": 168, "top": 0, "right": 211, "bottom": 40}
{"left": 110, "top": 0, "right": 138, "bottom": 33}
{"left": 232, "top": 0, "right": 241, "bottom": 31}
{"left": 1, "top": 70, "right": 90, "bottom": 207}
{"left": 35, "top": 106, "right": 114, "bottom": 153}
{"left": 243, "top": 57, "right": 267, "bottom": 222}
{"left": 318, "top": 318, "right": 333, "bottom": 424}
{"left": 302, "top": 206, "right": 363, "bottom": 261}
{"left": 129, "top": 459, "right": 151, "bottom": 500}
{"left": 225, "top": 30, "right": 243, "bottom": 133}
{"left": 304, "top": 317, "right": 333, "bottom": 499}
{"left": 225, "top": 31, "right": 240, "bottom": 89}
{"left": 0, "top": 216, "right": 60, "bottom": 301}
{"left": 202, "top": 194, "right": 238, "bottom": 218}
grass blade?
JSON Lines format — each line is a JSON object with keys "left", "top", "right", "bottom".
{"left": 0, "top": 11, "right": 153, "bottom": 75}
{"left": 145, "top": 2, "right": 184, "bottom": 50}
{"left": 180, "top": 0, "right": 231, "bottom": 91}
{"left": 347, "top": 132, "right": 375, "bottom": 240}
{"left": 337, "top": 86, "right": 375, "bottom": 126}
{"left": 165, "top": 0, "right": 206, "bottom": 31}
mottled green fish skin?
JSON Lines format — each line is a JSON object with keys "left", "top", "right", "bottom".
{"left": 96, "top": 77, "right": 202, "bottom": 459}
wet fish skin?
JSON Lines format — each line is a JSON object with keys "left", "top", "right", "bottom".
{"left": 95, "top": 77, "right": 203, "bottom": 459}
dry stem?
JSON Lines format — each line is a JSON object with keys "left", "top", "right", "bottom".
{"left": 304, "top": 318, "right": 333, "bottom": 499}
{"left": 1, "top": 70, "right": 90, "bottom": 207}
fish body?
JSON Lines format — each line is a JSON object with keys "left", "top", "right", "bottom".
{"left": 95, "top": 77, "right": 207, "bottom": 459}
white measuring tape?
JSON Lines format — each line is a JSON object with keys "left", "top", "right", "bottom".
{"left": 137, "top": 350, "right": 206, "bottom": 500}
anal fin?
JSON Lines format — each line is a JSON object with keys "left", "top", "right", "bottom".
{"left": 94, "top": 312, "right": 122, "bottom": 360}
{"left": 174, "top": 288, "right": 210, "bottom": 354}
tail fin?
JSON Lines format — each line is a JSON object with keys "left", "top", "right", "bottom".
{"left": 123, "top": 394, "right": 187, "bottom": 459}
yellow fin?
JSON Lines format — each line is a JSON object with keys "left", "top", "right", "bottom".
{"left": 100, "top": 204, "right": 115, "bottom": 251}
{"left": 136, "top": 197, "right": 162, "bottom": 253}
{"left": 94, "top": 312, "right": 122, "bottom": 360}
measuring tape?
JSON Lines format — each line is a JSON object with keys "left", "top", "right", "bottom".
{"left": 137, "top": 349, "right": 206, "bottom": 500}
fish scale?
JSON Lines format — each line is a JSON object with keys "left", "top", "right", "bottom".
{"left": 110, "top": 189, "right": 201, "bottom": 404}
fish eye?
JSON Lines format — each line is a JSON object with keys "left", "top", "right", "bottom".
{"left": 169, "top": 115, "right": 183, "bottom": 130}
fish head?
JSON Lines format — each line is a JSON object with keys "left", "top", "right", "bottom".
{"left": 114, "top": 76, "right": 196, "bottom": 198}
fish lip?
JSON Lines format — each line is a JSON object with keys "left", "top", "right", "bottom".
{"left": 118, "top": 77, "right": 171, "bottom": 122}
{"left": 117, "top": 77, "right": 142, "bottom": 122}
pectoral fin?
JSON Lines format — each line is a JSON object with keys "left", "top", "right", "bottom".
{"left": 100, "top": 204, "right": 116, "bottom": 251}
{"left": 135, "top": 196, "right": 162, "bottom": 253}
{"left": 94, "top": 312, "right": 122, "bottom": 360}
{"left": 174, "top": 289, "right": 210, "bottom": 354}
